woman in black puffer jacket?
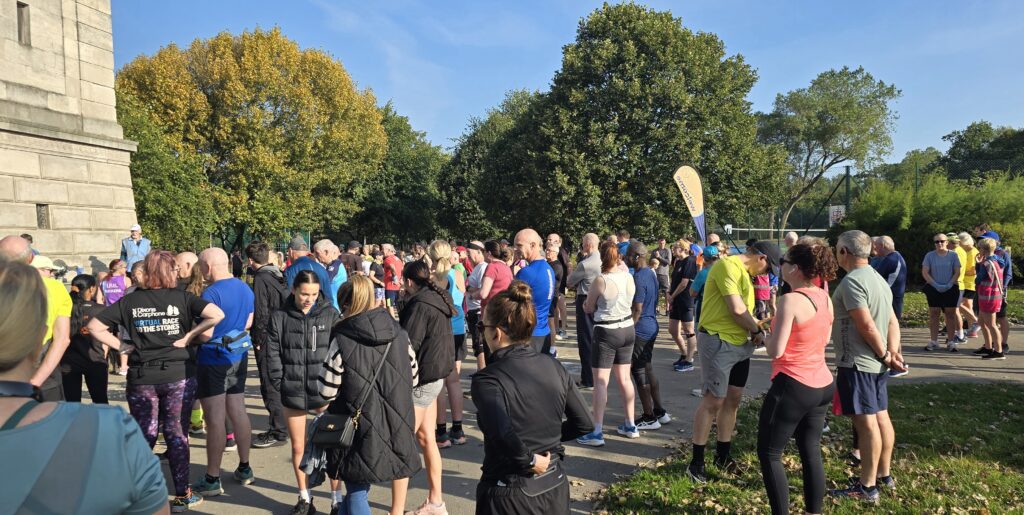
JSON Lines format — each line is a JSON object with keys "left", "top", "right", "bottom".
{"left": 397, "top": 260, "right": 457, "bottom": 514}
{"left": 266, "top": 270, "right": 341, "bottom": 514}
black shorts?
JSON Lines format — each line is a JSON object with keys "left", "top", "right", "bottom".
{"left": 631, "top": 336, "right": 657, "bottom": 369}
{"left": 728, "top": 358, "right": 750, "bottom": 388}
{"left": 962, "top": 289, "right": 977, "bottom": 300}
{"left": 592, "top": 324, "right": 635, "bottom": 368}
{"left": 836, "top": 366, "right": 888, "bottom": 415}
{"left": 549, "top": 295, "right": 561, "bottom": 317}
{"left": 669, "top": 295, "right": 694, "bottom": 322}
{"left": 998, "top": 296, "right": 1008, "bottom": 319}
{"left": 197, "top": 353, "right": 249, "bottom": 398}
{"left": 657, "top": 273, "right": 670, "bottom": 292}
{"left": 923, "top": 284, "right": 960, "bottom": 309}
{"left": 454, "top": 333, "right": 467, "bottom": 361}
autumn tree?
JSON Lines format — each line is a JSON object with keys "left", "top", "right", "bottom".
{"left": 758, "top": 66, "right": 900, "bottom": 239}
{"left": 116, "top": 28, "right": 386, "bottom": 249}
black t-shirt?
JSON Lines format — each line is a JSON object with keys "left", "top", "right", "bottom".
{"left": 341, "top": 253, "right": 363, "bottom": 277}
{"left": 670, "top": 256, "right": 699, "bottom": 306}
{"left": 96, "top": 288, "right": 210, "bottom": 385}
{"left": 370, "top": 261, "right": 385, "bottom": 288}
{"left": 547, "top": 259, "right": 564, "bottom": 295}
{"left": 64, "top": 300, "right": 108, "bottom": 366}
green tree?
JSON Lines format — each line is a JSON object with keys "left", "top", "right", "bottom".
{"left": 758, "top": 66, "right": 900, "bottom": 239}
{"left": 939, "top": 121, "right": 1024, "bottom": 179}
{"left": 438, "top": 90, "right": 537, "bottom": 240}
{"left": 352, "top": 103, "right": 449, "bottom": 243}
{"left": 862, "top": 147, "right": 942, "bottom": 184}
{"left": 115, "top": 28, "right": 386, "bottom": 249}
{"left": 117, "top": 94, "right": 218, "bottom": 251}
{"left": 478, "top": 3, "right": 786, "bottom": 240}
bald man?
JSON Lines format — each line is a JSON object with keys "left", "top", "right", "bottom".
{"left": 567, "top": 233, "right": 602, "bottom": 388}
{"left": 175, "top": 251, "right": 198, "bottom": 290}
{"left": 196, "top": 247, "right": 257, "bottom": 490}
{"left": 514, "top": 228, "right": 557, "bottom": 355}
{"left": 0, "top": 235, "right": 33, "bottom": 263}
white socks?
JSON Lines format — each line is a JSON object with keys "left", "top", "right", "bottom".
{"left": 299, "top": 489, "right": 311, "bottom": 502}
{"left": 332, "top": 490, "right": 344, "bottom": 504}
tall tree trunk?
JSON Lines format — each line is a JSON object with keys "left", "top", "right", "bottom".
{"left": 778, "top": 201, "right": 797, "bottom": 241}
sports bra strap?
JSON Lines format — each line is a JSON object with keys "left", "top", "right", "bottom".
{"left": 791, "top": 289, "right": 819, "bottom": 313}
{"left": 1, "top": 400, "right": 39, "bottom": 431}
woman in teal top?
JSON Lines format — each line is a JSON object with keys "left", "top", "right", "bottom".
{"left": 0, "top": 261, "right": 170, "bottom": 515}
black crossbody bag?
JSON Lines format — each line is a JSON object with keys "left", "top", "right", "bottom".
{"left": 312, "top": 340, "right": 392, "bottom": 449}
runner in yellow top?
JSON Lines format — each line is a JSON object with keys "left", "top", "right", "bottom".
{"left": 957, "top": 232, "right": 981, "bottom": 338}
{"left": 33, "top": 256, "right": 73, "bottom": 401}
{"left": 687, "top": 240, "right": 781, "bottom": 483}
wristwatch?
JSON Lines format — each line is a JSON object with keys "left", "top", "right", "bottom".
{"left": 877, "top": 350, "right": 890, "bottom": 362}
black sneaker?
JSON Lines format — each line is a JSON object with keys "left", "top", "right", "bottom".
{"left": 686, "top": 463, "right": 707, "bottom": 484}
{"left": 289, "top": 498, "right": 314, "bottom": 515}
{"left": 449, "top": 426, "right": 467, "bottom": 445}
{"left": 973, "top": 346, "right": 992, "bottom": 355}
{"left": 848, "top": 452, "right": 862, "bottom": 467}
{"left": 252, "top": 432, "right": 286, "bottom": 449}
{"left": 714, "top": 457, "right": 741, "bottom": 475}
{"left": 983, "top": 351, "right": 1006, "bottom": 360}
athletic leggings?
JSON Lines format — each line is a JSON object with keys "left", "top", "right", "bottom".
{"left": 756, "top": 373, "right": 834, "bottom": 515}
{"left": 127, "top": 377, "right": 198, "bottom": 496}
{"left": 61, "top": 361, "right": 109, "bottom": 404}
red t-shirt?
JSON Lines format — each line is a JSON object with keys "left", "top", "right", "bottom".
{"left": 481, "top": 260, "right": 513, "bottom": 309}
{"left": 383, "top": 255, "right": 403, "bottom": 291}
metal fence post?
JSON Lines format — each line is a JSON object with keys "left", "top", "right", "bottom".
{"left": 845, "top": 165, "right": 852, "bottom": 213}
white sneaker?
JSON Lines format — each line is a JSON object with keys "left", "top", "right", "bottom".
{"left": 924, "top": 341, "right": 938, "bottom": 351}
{"left": 691, "top": 388, "right": 704, "bottom": 398}
{"left": 635, "top": 417, "right": 661, "bottom": 430}
{"left": 657, "top": 411, "right": 672, "bottom": 425}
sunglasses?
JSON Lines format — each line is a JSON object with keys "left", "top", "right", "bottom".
{"left": 934, "top": 240, "right": 947, "bottom": 244}
{"left": 780, "top": 258, "right": 791, "bottom": 266}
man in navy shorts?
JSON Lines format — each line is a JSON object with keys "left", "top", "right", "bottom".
{"left": 829, "top": 231, "right": 906, "bottom": 504}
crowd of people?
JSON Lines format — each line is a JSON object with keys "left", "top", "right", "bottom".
{"left": 0, "top": 219, "right": 1014, "bottom": 515}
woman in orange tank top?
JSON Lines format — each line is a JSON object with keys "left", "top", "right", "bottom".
{"left": 757, "top": 243, "right": 839, "bottom": 515}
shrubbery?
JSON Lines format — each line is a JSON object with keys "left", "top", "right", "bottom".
{"left": 838, "top": 173, "right": 1024, "bottom": 283}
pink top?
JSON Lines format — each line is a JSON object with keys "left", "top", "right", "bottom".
{"left": 101, "top": 275, "right": 127, "bottom": 305}
{"left": 754, "top": 274, "right": 772, "bottom": 301}
{"left": 770, "top": 287, "right": 833, "bottom": 388}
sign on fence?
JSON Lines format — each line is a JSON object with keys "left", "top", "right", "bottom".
{"left": 829, "top": 205, "right": 846, "bottom": 226}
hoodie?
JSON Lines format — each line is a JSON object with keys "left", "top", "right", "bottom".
{"left": 399, "top": 285, "right": 456, "bottom": 385}
{"left": 252, "top": 264, "right": 289, "bottom": 349}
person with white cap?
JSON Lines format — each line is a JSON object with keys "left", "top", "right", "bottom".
{"left": 120, "top": 224, "right": 152, "bottom": 270}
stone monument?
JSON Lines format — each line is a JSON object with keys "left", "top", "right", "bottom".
{"left": 0, "top": 0, "right": 137, "bottom": 273}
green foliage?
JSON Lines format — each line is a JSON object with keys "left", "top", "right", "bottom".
{"left": 116, "top": 28, "right": 387, "bottom": 248}
{"left": 466, "top": 3, "right": 787, "bottom": 240}
{"left": 936, "top": 121, "right": 1024, "bottom": 179}
{"left": 901, "top": 290, "right": 1023, "bottom": 327}
{"left": 759, "top": 66, "right": 900, "bottom": 237}
{"left": 601, "top": 383, "right": 1024, "bottom": 514}
{"left": 352, "top": 103, "right": 449, "bottom": 243}
{"left": 841, "top": 173, "right": 1024, "bottom": 281}
{"left": 117, "top": 94, "right": 218, "bottom": 251}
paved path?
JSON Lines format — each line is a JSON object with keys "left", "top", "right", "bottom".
{"left": 103, "top": 305, "right": 1023, "bottom": 514}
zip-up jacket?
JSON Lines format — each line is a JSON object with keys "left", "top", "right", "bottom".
{"left": 266, "top": 295, "right": 340, "bottom": 411}
{"left": 399, "top": 285, "right": 456, "bottom": 385}
{"left": 252, "top": 264, "right": 289, "bottom": 349}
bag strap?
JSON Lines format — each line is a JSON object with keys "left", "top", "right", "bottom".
{"left": 17, "top": 406, "right": 99, "bottom": 514}
{"left": 0, "top": 400, "right": 39, "bottom": 432}
{"left": 352, "top": 340, "right": 393, "bottom": 419}
{"left": 791, "top": 289, "right": 818, "bottom": 313}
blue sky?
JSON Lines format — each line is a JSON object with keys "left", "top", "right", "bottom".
{"left": 111, "top": 0, "right": 1024, "bottom": 164}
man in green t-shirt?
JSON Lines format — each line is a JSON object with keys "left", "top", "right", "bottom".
{"left": 828, "top": 230, "right": 905, "bottom": 504}
{"left": 687, "top": 240, "right": 781, "bottom": 483}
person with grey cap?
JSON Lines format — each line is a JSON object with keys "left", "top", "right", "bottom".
{"left": 120, "top": 224, "right": 152, "bottom": 270}
{"left": 284, "top": 237, "right": 331, "bottom": 297}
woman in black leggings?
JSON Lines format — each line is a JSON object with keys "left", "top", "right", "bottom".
{"left": 757, "top": 243, "right": 838, "bottom": 514}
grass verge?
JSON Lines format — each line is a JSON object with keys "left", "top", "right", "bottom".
{"left": 900, "top": 290, "right": 1022, "bottom": 327}
{"left": 598, "top": 383, "right": 1024, "bottom": 514}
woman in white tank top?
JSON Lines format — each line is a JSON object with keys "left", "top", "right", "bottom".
{"left": 576, "top": 241, "right": 639, "bottom": 447}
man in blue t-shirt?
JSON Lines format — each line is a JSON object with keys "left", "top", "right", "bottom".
{"left": 284, "top": 237, "right": 331, "bottom": 296}
{"left": 871, "top": 235, "right": 908, "bottom": 321}
{"left": 196, "top": 247, "right": 256, "bottom": 494}
{"left": 314, "top": 239, "right": 346, "bottom": 310}
{"left": 627, "top": 242, "right": 670, "bottom": 429}
{"left": 514, "top": 228, "right": 556, "bottom": 355}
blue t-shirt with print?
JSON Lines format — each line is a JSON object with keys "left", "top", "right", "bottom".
{"left": 199, "top": 277, "right": 255, "bottom": 365}
{"left": 633, "top": 267, "right": 660, "bottom": 341}
{"left": 515, "top": 259, "right": 555, "bottom": 337}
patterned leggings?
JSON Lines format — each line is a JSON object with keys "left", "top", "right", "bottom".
{"left": 127, "top": 377, "right": 198, "bottom": 496}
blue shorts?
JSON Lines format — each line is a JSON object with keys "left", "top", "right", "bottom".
{"left": 385, "top": 290, "right": 399, "bottom": 306}
{"left": 836, "top": 366, "right": 888, "bottom": 416}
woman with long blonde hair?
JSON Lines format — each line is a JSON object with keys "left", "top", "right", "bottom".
{"left": 427, "top": 241, "right": 468, "bottom": 449}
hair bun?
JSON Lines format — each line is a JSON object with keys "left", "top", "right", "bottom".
{"left": 506, "top": 280, "right": 533, "bottom": 303}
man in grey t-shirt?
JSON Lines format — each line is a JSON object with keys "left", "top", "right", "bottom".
{"left": 922, "top": 233, "right": 962, "bottom": 351}
{"left": 829, "top": 230, "right": 905, "bottom": 503}
{"left": 567, "top": 232, "right": 601, "bottom": 388}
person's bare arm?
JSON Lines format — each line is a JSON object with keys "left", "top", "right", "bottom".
{"left": 455, "top": 270, "right": 466, "bottom": 293}
{"left": 886, "top": 307, "right": 906, "bottom": 371}
{"left": 922, "top": 265, "right": 934, "bottom": 286}
{"left": 583, "top": 276, "right": 604, "bottom": 314}
{"left": 764, "top": 294, "right": 797, "bottom": 359}
{"left": 477, "top": 275, "right": 495, "bottom": 300}
{"left": 174, "top": 303, "right": 225, "bottom": 347}
{"left": 849, "top": 307, "right": 886, "bottom": 358}
{"left": 31, "top": 317, "right": 70, "bottom": 387}
{"left": 669, "top": 277, "right": 690, "bottom": 301}
{"left": 631, "top": 301, "right": 643, "bottom": 323}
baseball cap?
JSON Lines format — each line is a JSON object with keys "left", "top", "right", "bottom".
{"left": 348, "top": 240, "right": 361, "bottom": 250}
{"left": 129, "top": 224, "right": 142, "bottom": 232}
{"left": 31, "top": 255, "right": 56, "bottom": 270}
{"left": 288, "top": 237, "right": 308, "bottom": 251}
{"left": 703, "top": 245, "right": 720, "bottom": 258}
{"left": 499, "top": 238, "right": 510, "bottom": 245}
{"left": 455, "top": 245, "right": 467, "bottom": 253}
{"left": 750, "top": 241, "right": 782, "bottom": 276}
{"left": 980, "top": 230, "right": 1001, "bottom": 241}
{"left": 945, "top": 232, "right": 957, "bottom": 240}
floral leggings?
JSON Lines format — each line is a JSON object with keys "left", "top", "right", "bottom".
{"left": 127, "top": 377, "right": 198, "bottom": 496}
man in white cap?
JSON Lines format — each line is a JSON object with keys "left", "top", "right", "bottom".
{"left": 120, "top": 224, "right": 152, "bottom": 269}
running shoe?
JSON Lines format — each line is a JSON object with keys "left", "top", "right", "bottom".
{"left": 188, "top": 423, "right": 206, "bottom": 436}
{"left": 973, "top": 346, "right": 992, "bottom": 355}
{"left": 829, "top": 481, "right": 880, "bottom": 504}
{"left": 822, "top": 422, "right": 831, "bottom": 434}
{"left": 558, "top": 329, "right": 568, "bottom": 340}
{"left": 714, "top": 457, "right": 740, "bottom": 475}
{"left": 234, "top": 465, "right": 255, "bottom": 485}
{"left": 224, "top": 437, "right": 237, "bottom": 452}
{"left": 671, "top": 356, "right": 686, "bottom": 369}
{"left": 947, "top": 342, "right": 959, "bottom": 353}
{"left": 116, "top": 367, "right": 128, "bottom": 376}
{"left": 691, "top": 388, "right": 704, "bottom": 398}
{"left": 192, "top": 476, "right": 223, "bottom": 497}
{"left": 686, "top": 464, "right": 708, "bottom": 485}
{"left": 449, "top": 426, "right": 467, "bottom": 445}
{"left": 877, "top": 475, "right": 897, "bottom": 491}
{"left": 576, "top": 430, "right": 606, "bottom": 447}
{"left": 575, "top": 381, "right": 593, "bottom": 390}
{"left": 654, "top": 409, "right": 671, "bottom": 425}
{"left": 924, "top": 341, "right": 938, "bottom": 351}
{"left": 967, "top": 326, "right": 980, "bottom": 338}
{"left": 170, "top": 489, "right": 203, "bottom": 513}
{"left": 289, "top": 498, "right": 314, "bottom": 515}
{"left": 435, "top": 428, "right": 452, "bottom": 449}
{"left": 673, "top": 360, "right": 694, "bottom": 373}
{"left": 635, "top": 416, "right": 661, "bottom": 430}
{"left": 617, "top": 423, "right": 640, "bottom": 438}
{"left": 405, "top": 500, "right": 448, "bottom": 515}
{"left": 252, "top": 431, "right": 286, "bottom": 448}
{"left": 982, "top": 351, "right": 1006, "bottom": 360}
{"left": 889, "top": 365, "right": 909, "bottom": 378}
{"left": 848, "top": 452, "right": 862, "bottom": 467}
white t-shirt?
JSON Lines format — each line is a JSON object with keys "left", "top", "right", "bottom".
{"left": 466, "top": 262, "right": 488, "bottom": 312}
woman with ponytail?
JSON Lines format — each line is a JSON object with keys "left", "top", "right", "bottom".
{"left": 399, "top": 259, "right": 456, "bottom": 515}
{"left": 427, "top": 241, "right": 468, "bottom": 449}
{"left": 62, "top": 274, "right": 109, "bottom": 403}
{"left": 472, "top": 280, "right": 593, "bottom": 514}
